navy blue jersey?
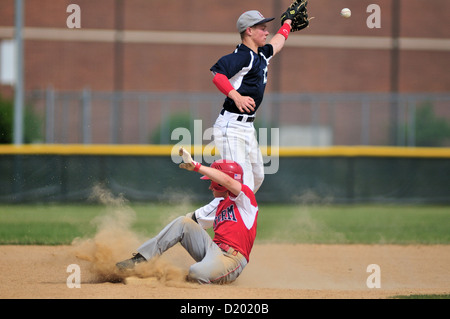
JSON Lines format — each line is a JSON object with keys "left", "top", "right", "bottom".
{"left": 210, "top": 44, "right": 274, "bottom": 115}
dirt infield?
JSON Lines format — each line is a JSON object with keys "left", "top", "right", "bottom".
{"left": 1, "top": 244, "right": 449, "bottom": 299}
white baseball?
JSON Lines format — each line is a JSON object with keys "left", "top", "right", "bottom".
{"left": 340, "top": 8, "right": 351, "bottom": 18}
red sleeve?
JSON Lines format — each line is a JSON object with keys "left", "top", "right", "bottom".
{"left": 212, "top": 73, "right": 234, "bottom": 96}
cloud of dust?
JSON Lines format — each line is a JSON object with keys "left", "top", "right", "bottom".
{"left": 132, "top": 256, "right": 192, "bottom": 288}
{"left": 71, "top": 185, "right": 192, "bottom": 286}
{"left": 156, "top": 189, "right": 198, "bottom": 226}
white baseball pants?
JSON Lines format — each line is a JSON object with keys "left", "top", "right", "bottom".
{"left": 213, "top": 110, "right": 265, "bottom": 193}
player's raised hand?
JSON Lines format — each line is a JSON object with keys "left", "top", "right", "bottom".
{"left": 179, "top": 147, "right": 201, "bottom": 172}
{"left": 179, "top": 147, "right": 194, "bottom": 170}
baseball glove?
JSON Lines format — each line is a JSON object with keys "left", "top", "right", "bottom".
{"left": 281, "top": 0, "right": 310, "bottom": 32}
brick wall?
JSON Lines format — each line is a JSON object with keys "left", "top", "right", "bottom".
{"left": 1, "top": 0, "right": 449, "bottom": 94}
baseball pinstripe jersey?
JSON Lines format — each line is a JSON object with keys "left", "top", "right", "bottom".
{"left": 213, "top": 184, "right": 259, "bottom": 262}
{"left": 210, "top": 43, "right": 274, "bottom": 115}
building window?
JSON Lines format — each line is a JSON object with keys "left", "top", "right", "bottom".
{"left": 0, "top": 40, "right": 16, "bottom": 85}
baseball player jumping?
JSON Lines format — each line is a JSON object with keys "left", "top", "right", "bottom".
{"left": 193, "top": 2, "right": 310, "bottom": 229}
{"left": 116, "top": 148, "right": 258, "bottom": 284}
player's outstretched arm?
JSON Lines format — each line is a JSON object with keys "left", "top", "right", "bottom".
{"left": 198, "top": 165, "right": 242, "bottom": 196}
{"left": 270, "top": 20, "right": 291, "bottom": 56}
{"left": 178, "top": 147, "right": 242, "bottom": 195}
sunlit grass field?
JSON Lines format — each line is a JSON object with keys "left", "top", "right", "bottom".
{"left": 0, "top": 203, "right": 448, "bottom": 245}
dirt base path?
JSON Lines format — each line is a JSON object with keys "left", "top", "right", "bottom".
{"left": 1, "top": 244, "right": 449, "bottom": 299}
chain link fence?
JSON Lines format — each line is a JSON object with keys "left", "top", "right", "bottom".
{"left": 26, "top": 89, "right": 450, "bottom": 147}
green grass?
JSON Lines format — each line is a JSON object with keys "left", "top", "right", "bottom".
{"left": 257, "top": 204, "right": 450, "bottom": 244}
{"left": 0, "top": 203, "right": 183, "bottom": 245}
{"left": 0, "top": 203, "right": 449, "bottom": 245}
{"left": 0, "top": 205, "right": 101, "bottom": 245}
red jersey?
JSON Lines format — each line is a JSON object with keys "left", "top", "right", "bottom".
{"left": 213, "top": 185, "right": 258, "bottom": 262}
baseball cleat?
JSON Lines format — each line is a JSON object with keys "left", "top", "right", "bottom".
{"left": 116, "top": 253, "right": 146, "bottom": 271}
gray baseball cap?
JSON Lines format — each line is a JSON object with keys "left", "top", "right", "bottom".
{"left": 236, "top": 10, "right": 275, "bottom": 33}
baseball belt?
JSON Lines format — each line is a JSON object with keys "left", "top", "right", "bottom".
{"left": 217, "top": 243, "right": 240, "bottom": 256}
{"left": 220, "top": 109, "right": 255, "bottom": 123}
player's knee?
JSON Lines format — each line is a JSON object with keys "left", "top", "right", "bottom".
{"left": 167, "top": 216, "right": 197, "bottom": 234}
{"left": 180, "top": 216, "right": 197, "bottom": 227}
{"left": 178, "top": 216, "right": 202, "bottom": 237}
{"left": 172, "top": 215, "right": 192, "bottom": 225}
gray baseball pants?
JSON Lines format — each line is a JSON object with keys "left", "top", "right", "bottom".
{"left": 137, "top": 216, "right": 247, "bottom": 284}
